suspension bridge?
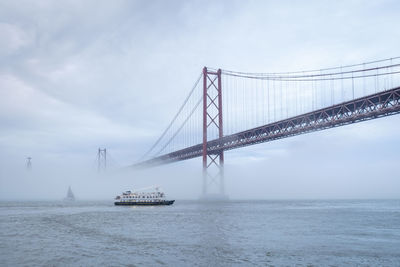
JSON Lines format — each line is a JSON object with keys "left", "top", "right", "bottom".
{"left": 132, "top": 57, "right": 400, "bottom": 197}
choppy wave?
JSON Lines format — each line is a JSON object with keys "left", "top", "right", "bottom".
{"left": 1, "top": 200, "right": 399, "bottom": 266}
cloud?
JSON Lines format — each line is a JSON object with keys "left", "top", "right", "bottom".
{"left": 0, "top": 23, "right": 32, "bottom": 57}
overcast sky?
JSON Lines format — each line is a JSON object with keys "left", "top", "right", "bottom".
{"left": 1, "top": 0, "right": 399, "bottom": 200}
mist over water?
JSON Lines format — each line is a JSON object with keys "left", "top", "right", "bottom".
{"left": 1, "top": 200, "right": 399, "bottom": 266}
{"left": 2, "top": 121, "right": 400, "bottom": 201}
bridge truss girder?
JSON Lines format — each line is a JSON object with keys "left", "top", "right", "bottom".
{"left": 133, "top": 86, "right": 400, "bottom": 168}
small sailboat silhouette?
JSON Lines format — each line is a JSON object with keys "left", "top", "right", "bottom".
{"left": 64, "top": 186, "right": 75, "bottom": 201}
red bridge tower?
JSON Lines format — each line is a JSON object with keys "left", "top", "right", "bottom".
{"left": 202, "top": 67, "right": 226, "bottom": 199}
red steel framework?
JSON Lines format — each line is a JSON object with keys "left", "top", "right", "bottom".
{"left": 202, "top": 67, "right": 224, "bottom": 196}
{"left": 133, "top": 85, "right": 400, "bottom": 168}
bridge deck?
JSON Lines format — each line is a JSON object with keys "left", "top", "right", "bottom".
{"left": 134, "top": 86, "right": 400, "bottom": 168}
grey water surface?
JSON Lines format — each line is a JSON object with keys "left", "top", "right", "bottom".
{"left": 1, "top": 200, "right": 399, "bottom": 266}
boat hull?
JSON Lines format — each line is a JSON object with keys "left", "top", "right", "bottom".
{"left": 114, "top": 200, "right": 175, "bottom": 206}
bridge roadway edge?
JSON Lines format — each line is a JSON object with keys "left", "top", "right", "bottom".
{"left": 133, "top": 86, "right": 400, "bottom": 168}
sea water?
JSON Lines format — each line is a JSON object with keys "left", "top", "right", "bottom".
{"left": 1, "top": 200, "right": 399, "bottom": 266}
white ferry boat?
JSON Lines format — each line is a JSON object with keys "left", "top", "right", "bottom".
{"left": 114, "top": 186, "right": 175, "bottom": 206}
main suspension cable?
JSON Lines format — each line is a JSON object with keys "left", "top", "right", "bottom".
{"left": 155, "top": 96, "right": 203, "bottom": 156}
{"left": 219, "top": 56, "right": 400, "bottom": 76}
{"left": 221, "top": 64, "right": 400, "bottom": 81}
{"left": 140, "top": 73, "right": 202, "bottom": 160}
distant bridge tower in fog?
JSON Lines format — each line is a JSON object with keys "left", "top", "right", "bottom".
{"left": 97, "top": 148, "right": 107, "bottom": 172}
{"left": 26, "top": 157, "right": 32, "bottom": 171}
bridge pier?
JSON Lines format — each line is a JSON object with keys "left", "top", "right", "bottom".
{"left": 202, "top": 67, "right": 228, "bottom": 200}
